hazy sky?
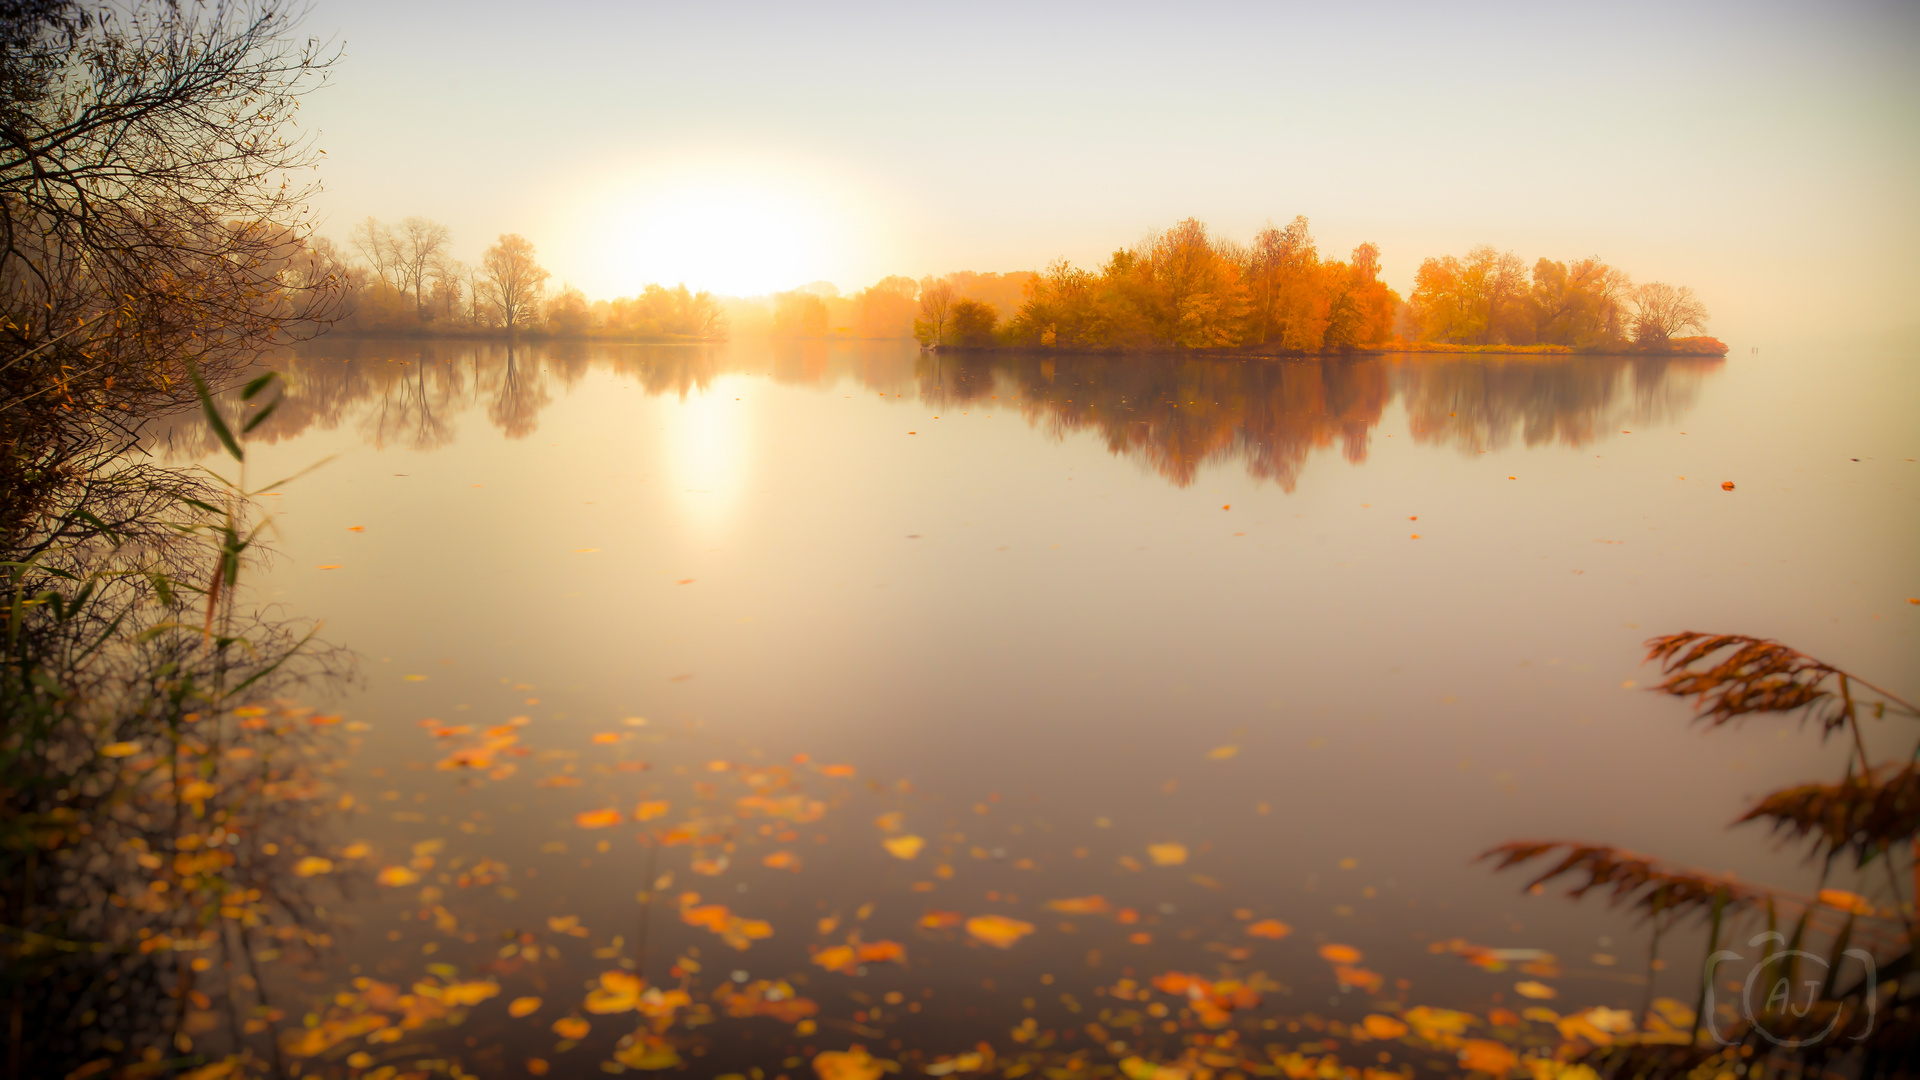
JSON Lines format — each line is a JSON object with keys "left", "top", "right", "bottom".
{"left": 302, "top": 0, "right": 1918, "bottom": 340}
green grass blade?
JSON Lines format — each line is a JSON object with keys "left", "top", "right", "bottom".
{"left": 189, "top": 359, "right": 244, "bottom": 462}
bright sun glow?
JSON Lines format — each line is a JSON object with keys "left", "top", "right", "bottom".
{"left": 571, "top": 163, "right": 866, "bottom": 298}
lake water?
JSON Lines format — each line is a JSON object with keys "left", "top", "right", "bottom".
{"left": 163, "top": 338, "right": 1918, "bottom": 1075}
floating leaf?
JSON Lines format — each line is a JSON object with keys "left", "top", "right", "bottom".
{"left": 965, "top": 914, "right": 1035, "bottom": 949}
{"left": 1362, "top": 1014, "right": 1408, "bottom": 1039}
{"left": 375, "top": 866, "right": 420, "bottom": 887}
{"left": 613, "top": 1033, "right": 681, "bottom": 1070}
{"left": 1404, "top": 1006, "right": 1473, "bottom": 1040}
{"left": 1318, "top": 943, "right": 1362, "bottom": 964}
{"left": 585, "top": 970, "right": 644, "bottom": 1014}
{"left": 813, "top": 1045, "right": 886, "bottom": 1080}
{"left": 435, "top": 980, "right": 500, "bottom": 1007}
{"left": 919, "top": 911, "right": 963, "bottom": 930}
{"left": 1146, "top": 842, "right": 1188, "bottom": 866}
{"left": 635, "top": 799, "right": 671, "bottom": 821}
{"left": 1458, "top": 1040, "right": 1518, "bottom": 1075}
{"left": 812, "top": 945, "right": 858, "bottom": 974}
{"left": 1207, "top": 745, "right": 1239, "bottom": 760}
{"left": 1246, "top": 919, "right": 1292, "bottom": 940}
{"left": 551, "top": 1017, "right": 589, "bottom": 1039}
{"left": 508, "top": 996, "right": 542, "bottom": 1018}
{"left": 1047, "top": 896, "right": 1110, "bottom": 915}
{"left": 882, "top": 835, "right": 925, "bottom": 860}
{"left": 716, "top": 980, "right": 819, "bottom": 1024}
{"left": 575, "top": 808, "right": 623, "bottom": 829}
{"left": 292, "top": 857, "right": 333, "bottom": 877}
{"left": 763, "top": 851, "right": 802, "bottom": 872}
{"left": 1514, "top": 980, "right": 1557, "bottom": 1000}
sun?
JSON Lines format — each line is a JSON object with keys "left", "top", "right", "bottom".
{"left": 574, "top": 166, "right": 857, "bottom": 298}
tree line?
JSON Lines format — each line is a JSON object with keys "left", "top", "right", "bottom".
{"left": 310, "top": 214, "right": 1714, "bottom": 354}
{"left": 909, "top": 217, "right": 1716, "bottom": 354}
{"left": 316, "top": 219, "right": 724, "bottom": 339}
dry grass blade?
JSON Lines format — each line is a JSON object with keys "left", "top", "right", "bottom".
{"left": 1644, "top": 631, "right": 1846, "bottom": 734}
{"left": 1480, "top": 840, "right": 1765, "bottom": 920}
{"left": 1737, "top": 764, "right": 1920, "bottom": 867}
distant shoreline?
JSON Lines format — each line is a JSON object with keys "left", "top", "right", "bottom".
{"left": 304, "top": 328, "right": 1729, "bottom": 359}
{"left": 926, "top": 336, "right": 1730, "bottom": 359}
{"left": 313, "top": 326, "right": 725, "bottom": 345}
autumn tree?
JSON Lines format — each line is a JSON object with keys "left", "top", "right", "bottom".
{"left": 545, "top": 284, "right": 592, "bottom": 335}
{"left": 1629, "top": 282, "right": 1708, "bottom": 343}
{"left": 1530, "top": 257, "right": 1632, "bottom": 348}
{"left": 1245, "top": 216, "right": 1322, "bottom": 349}
{"left": 938, "top": 272, "right": 1031, "bottom": 320}
{"left": 914, "top": 279, "right": 954, "bottom": 345}
{"left": 853, "top": 275, "right": 918, "bottom": 338}
{"left": 772, "top": 290, "right": 828, "bottom": 337}
{"left": 1409, "top": 246, "right": 1526, "bottom": 344}
{"left": 948, "top": 298, "right": 998, "bottom": 348}
{"left": 1007, "top": 259, "right": 1108, "bottom": 348}
{"left": 1004, "top": 219, "right": 1398, "bottom": 353}
{"left": 604, "top": 284, "right": 724, "bottom": 338}
{"left": 1340, "top": 242, "right": 1399, "bottom": 347}
{"left": 1135, "top": 217, "right": 1248, "bottom": 347}
{"left": 479, "top": 233, "right": 550, "bottom": 331}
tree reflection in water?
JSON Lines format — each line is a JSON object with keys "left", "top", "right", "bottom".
{"left": 919, "top": 350, "right": 1717, "bottom": 489}
{"left": 155, "top": 342, "right": 1722, "bottom": 495}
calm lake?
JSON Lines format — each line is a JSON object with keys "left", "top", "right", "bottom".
{"left": 162, "top": 338, "right": 1917, "bottom": 1075}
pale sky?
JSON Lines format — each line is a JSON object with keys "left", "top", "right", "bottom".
{"left": 300, "top": 0, "right": 1919, "bottom": 341}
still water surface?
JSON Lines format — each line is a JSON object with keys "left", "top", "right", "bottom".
{"left": 168, "top": 339, "right": 1918, "bottom": 1072}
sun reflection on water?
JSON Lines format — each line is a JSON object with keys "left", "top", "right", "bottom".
{"left": 663, "top": 376, "right": 753, "bottom": 535}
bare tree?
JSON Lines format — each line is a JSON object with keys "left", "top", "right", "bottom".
{"left": 349, "top": 216, "right": 399, "bottom": 290}
{"left": 461, "top": 263, "right": 486, "bottom": 327}
{"left": 0, "top": 0, "right": 338, "bottom": 535}
{"left": 429, "top": 254, "right": 467, "bottom": 322}
{"left": 1630, "top": 282, "right": 1709, "bottom": 343}
{"left": 478, "top": 233, "right": 549, "bottom": 331}
{"left": 393, "top": 216, "right": 451, "bottom": 316}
